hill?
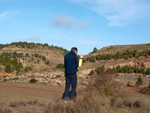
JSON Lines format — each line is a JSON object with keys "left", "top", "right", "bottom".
{"left": 0, "top": 42, "right": 68, "bottom": 74}
{"left": 81, "top": 43, "right": 150, "bottom": 74}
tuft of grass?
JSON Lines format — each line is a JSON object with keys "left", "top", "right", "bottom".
{"left": 56, "top": 64, "right": 64, "bottom": 69}
{"left": 0, "top": 107, "right": 11, "bottom": 113}
{"left": 136, "top": 76, "right": 143, "bottom": 86}
{"left": 10, "top": 101, "right": 26, "bottom": 108}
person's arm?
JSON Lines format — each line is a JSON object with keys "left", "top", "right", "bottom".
{"left": 75, "top": 55, "right": 79, "bottom": 66}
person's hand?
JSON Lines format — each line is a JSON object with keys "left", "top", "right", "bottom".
{"left": 80, "top": 54, "right": 84, "bottom": 59}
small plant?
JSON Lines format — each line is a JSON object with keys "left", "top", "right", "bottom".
{"left": 136, "top": 76, "right": 143, "bottom": 86}
{"left": 56, "top": 64, "right": 64, "bottom": 69}
{"left": 83, "top": 58, "right": 86, "bottom": 63}
{"left": 42, "top": 56, "right": 46, "bottom": 61}
{"left": 87, "top": 56, "right": 95, "bottom": 63}
{"left": 24, "top": 66, "right": 33, "bottom": 72}
{"left": 46, "top": 60, "right": 50, "bottom": 65}
{"left": 89, "top": 70, "right": 95, "bottom": 75}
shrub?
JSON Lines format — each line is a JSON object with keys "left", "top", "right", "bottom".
{"left": 87, "top": 56, "right": 95, "bottom": 63}
{"left": 89, "top": 70, "right": 94, "bottom": 75}
{"left": 35, "top": 54, "right": 39, "bottom": 58}
{"left": 82, "top": 58, "right": 86, "bottom": 63}
{"left": 136, "top": 76, "right": 143, "bottom": 86}
{"left": 26, "top": 53, "right": 29, "bottom": 57}
{"left": 46, "top": 60, "right": 50, "bottom": 65}
{"left": 56, "top": 64, "right": 64, "bottom": 69}
{"left": 95, "top": 65, "right": 105, "bottom": 75}
{"left": 145, "top": 68, "right": 150, "bottom": 75}
{"left": 42, "top": 56, "right": 46, "bottom": 61}
{"left": 5, "top": 63, "right": 12, "bottom": 73}
{"left": 24, "top": 66, "right": 33, "bottom": 72}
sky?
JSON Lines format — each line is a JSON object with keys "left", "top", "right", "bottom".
{"left": 0, "top": 0, "right": 150, "bottom": 55}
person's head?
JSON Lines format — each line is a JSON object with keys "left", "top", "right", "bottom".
{"left": 71, "top": 47, "right": 78, "bottom": 54}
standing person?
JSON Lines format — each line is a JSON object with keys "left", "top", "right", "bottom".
{"left": 62, "top": 47, "right": 83, "bottom": 101}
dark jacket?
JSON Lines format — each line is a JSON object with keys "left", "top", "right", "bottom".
{"left": 64, "top": 51, "right": 79, "bottom": 75}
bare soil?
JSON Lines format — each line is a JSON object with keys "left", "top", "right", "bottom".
{"left": 0, "top": 81, "right": 150, "bottom": 113}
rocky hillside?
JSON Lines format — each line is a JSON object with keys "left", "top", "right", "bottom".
{"left": 0, "top": 42, "right": 68, "bottom": 74}
{"left": 81, "top": 44, "right": 150, "bottom": 73}
{"left": 88, "top": 43, "right": 150, "bottom": 56}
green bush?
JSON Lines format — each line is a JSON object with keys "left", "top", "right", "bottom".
{"left": 46, "top": 60, "right": 50, "bottom": 65}
{"left": 89, "top": 70, "right": 94, "bottom": 75}
{"left": 42, "top": 56, "right": 46, "bottom": 61}
{"left": 26, "top": 53, "right": 29, "bottom": 57}
{"left": 136, "top": 76, "right": 143, "bottom": 86}
{"left": 145, "top": 68, "right": 150, "bottom": 75}
{"left": 95, "top": 65, "right": 105, "bottom": 75}
{"left": 56, "top": 64, "right": 64, "bottom": 69}
{"left": 24, "top": 66, "right": 33, "bottom": 72}
{"left": 82, "top": 58, "right": 86, "bottom": 63}
{"left": 5, "top": 63, "right": 12, "bottom": 73}
{"left": 87, "top": 56, "right": 95, "bottom": 63}
{"left": 35, "top": 54, "right": 39, "bottom": 58}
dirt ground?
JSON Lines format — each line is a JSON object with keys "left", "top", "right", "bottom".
{"left": 0, "top": 82, "right": 64, "bottom": 103}
{"left": 0, "top": 81, "right": 150, "bottom": 113}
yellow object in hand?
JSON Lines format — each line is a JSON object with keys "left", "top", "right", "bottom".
{"left": 79, "top": 59, "right": 83, "bottom": 67}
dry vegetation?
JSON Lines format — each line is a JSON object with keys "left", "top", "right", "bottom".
{"left": 44, "top": 73, "right": 150, "bottom": 113}
{"left": 0, "top": 72, "right": 150, "bottom": 113}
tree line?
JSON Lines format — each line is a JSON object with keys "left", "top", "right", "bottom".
{"left": 84, "top": 49, "right": 150, "bottom": 63}
{"left": 89, "top": 65, "right": 150, "bottom": 75}
{"left": 0, "top": 42, "right": 69, "bottom": 55}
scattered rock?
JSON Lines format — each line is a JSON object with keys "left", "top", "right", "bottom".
{"left": 127, "top": 81, "right": 136, "bottom": 87}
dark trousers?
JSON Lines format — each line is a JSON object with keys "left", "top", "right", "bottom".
{"left": 63, "top": 73, "right": 77, "bottom": 99}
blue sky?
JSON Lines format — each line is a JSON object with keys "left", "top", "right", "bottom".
{"left": 0, "top": 0, "right": 150, "bottom": 55}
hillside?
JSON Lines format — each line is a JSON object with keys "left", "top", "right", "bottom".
{"left": 88, "top": 43, "right": 150, "bottom": 57}
{"left": 0, "top": 42, "right": 68, "bottom": 74}
{"left": 81, "top": 43, "right": 150, "bottom": 69}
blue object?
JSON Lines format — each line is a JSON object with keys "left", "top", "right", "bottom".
{"left": 63, "top": 74, "right": 77, "bottom": 99}
{"left": 64, "top": 51, "right": 78, "bottom": 75}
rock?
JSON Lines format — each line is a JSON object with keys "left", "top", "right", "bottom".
{"left": 127, "top": 81, "right": 136, "bottom": 87}
{"left": 146, "top": 75, "right": 150, "bottom": 78}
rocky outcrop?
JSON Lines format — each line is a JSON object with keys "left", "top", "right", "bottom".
{"left": 0, "top": 70, "right": 88, "bottom": 86}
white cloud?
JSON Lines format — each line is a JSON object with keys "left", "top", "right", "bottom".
{"left": 53, "top": 14, "right": 89, "bottom": 29}
{"left": 0, "top": 12, "right": 11, "bottom": 20}
{"left": 25, "top": 37, "right": 41, "bottom": 41}
{"left": 0, "top": 11, "right": 18, "bottom": 20}
{"left": 57, "top": 37, "right": 103, "bottom": 46}
{"left": 68, "top": 0, "right": 150, "bottom": 26}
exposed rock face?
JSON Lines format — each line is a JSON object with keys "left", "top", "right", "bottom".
{"left": 0, "top": 70, "right": 89, "bottom": 86}
{"left": 0, "top": 73, "right": 13, "bottom": 76}
{"left": 142, "top": 62, "right": 150, "bottom": 68}
{"left": 114, "top": 73, "right": 150, "bottom": 88}
{"left": 127, "top": 81, "right": 136, "bottom": 87}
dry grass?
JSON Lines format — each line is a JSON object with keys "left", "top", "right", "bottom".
{"left": 0, "top": 107, "right": 11, "bottom": 113}
{"left": 44, "top": 73, "right": 150, "bottom": 113}
{"left": 0, "top": 73, "right": 150, "bottom": 113}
